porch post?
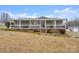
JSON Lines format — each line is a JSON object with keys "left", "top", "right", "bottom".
{"left": 9, "top": 20, "right": 11, "bottom": 29}
{"left": 55, "top": 20, "right": 56, "bottom": 29}
{"left": 30, "top": 20, "right": 31, "bottom": 29}
{"left": 40, "top": 19, "right": 41, "bottom": 33}
{"left": 65, "top": 19, "right": 67, "bottom": 29}
{"left": 20, "top": 20, "right": 21, "bottom": 29}
{"left": 45, "top": 19, "right": 47, "bottom": 33}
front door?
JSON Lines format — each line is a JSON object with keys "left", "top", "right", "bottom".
{"left": 41, "top": 20, "right": 45, "bottom": 29}
{"left": 40, "top": 20, "right": 45, "bottom": 32}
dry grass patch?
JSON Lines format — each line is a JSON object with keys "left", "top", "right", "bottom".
{"left": 0, "top": 30, "right": 79, "bottom": 52}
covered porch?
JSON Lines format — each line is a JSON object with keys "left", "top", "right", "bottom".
{"left": 9, "top": 19, "right": 66, "bottom": 30}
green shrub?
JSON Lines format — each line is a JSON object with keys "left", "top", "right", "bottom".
{"left": 5, "top": 22, "right": 10, "bottom": 28}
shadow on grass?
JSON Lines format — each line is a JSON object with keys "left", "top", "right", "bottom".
{"left": 0, "top": 29, "right": 72, "bottom": 37}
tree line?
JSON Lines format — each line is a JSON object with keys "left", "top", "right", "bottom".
{"left": 68, "top": 18, "right": 79, "bottom": 27}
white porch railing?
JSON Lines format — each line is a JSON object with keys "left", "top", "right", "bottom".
{"left": 11, "top": 25, "right": 65, "bottom": 29}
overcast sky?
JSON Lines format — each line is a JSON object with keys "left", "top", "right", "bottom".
{"left": 0, "top": 5, "right": 79, "bottom": 20}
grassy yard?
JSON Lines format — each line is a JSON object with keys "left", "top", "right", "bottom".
{"left": 0, "top": 29, "right": 79, "bottom": 53}
{"left": 0, "top": 23, "right": 6, "bottom": 29}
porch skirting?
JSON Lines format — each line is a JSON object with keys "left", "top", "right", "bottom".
{"left": 8, "top": 28, "right": 66, "bottom": 34}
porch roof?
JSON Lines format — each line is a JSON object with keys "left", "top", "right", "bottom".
{"left": 11, "top": 17, "right": 67, "bottom": 21}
